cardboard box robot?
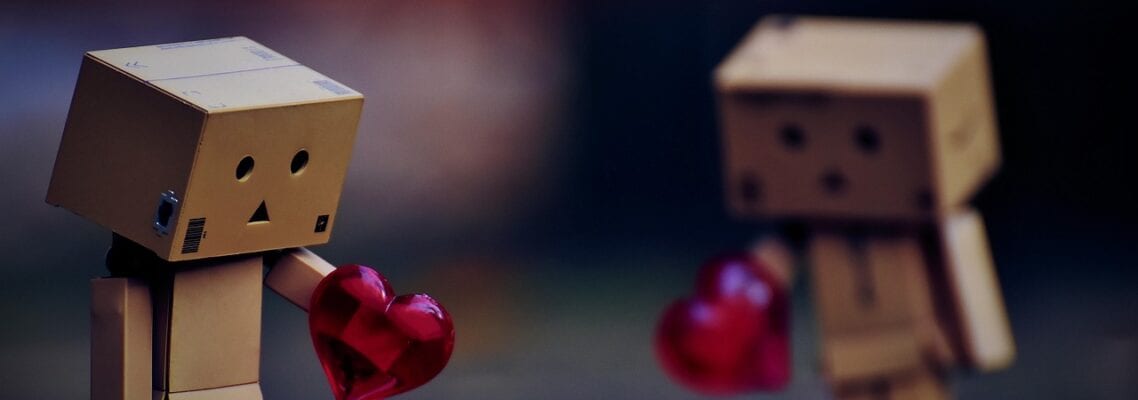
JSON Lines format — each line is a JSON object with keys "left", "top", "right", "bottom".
{"left": 715, "top": 16, "right": 1015, "bottom": 399}
{"left": 48, "top": 37, "right": 360, "bottom": 400}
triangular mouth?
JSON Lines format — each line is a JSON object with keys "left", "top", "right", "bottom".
{"left": 248, "top": 201, "right": 270, "bottom": 224}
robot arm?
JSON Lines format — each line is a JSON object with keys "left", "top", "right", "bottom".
{"left": 264, "top": 247, "right": 336, "bottom": 311}
{"left": 750, "top": 236, "right": 796, "bottom": 290}
{"left": 939, "top": 208, "right": 1016, "bottom": 371}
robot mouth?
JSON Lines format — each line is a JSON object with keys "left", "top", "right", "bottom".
{"left": 248, "top": 200, "right": 270, "bottom": 224}
{"left": 820, "top": 169, "right": 847, "bottom": 195}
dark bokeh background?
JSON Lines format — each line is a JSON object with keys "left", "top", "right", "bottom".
{"left": 1, "top": 1, "right": 1135, "bottom": 399}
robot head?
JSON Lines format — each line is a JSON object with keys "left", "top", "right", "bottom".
{"left": 715, "top": 16, "right": 1000, "bottom": 222}
{"left": 47, "top": 37, "right": 363, "bottom": 261}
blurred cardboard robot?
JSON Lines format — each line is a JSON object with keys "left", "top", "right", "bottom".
{"left": 48, "top": 37, "right": 453, "bottom": 400}
{"left": 658, "top": 16, "right": 1014, "bottom": 399}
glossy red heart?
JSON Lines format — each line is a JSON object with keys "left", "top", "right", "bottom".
{"left": 655, "top": 253, "right": 790, "bottom": 395}
{"left": 309, "top": 265, "right": 455, "bottom": 400}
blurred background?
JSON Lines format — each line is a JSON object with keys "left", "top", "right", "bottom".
{"left": 1, "top": 0, "right": 1135, "bottom": 399}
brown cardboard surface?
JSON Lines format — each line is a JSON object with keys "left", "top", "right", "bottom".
{"left": 715, "top": 16, "right": 998, "bottom": 222}
{"left": 939, "top": 210, "right": 1015, "bottom": 371}
{"left": 889, "top": 369, "right": 950, "bottom": 400}
{"left": 153, "top": 255, "right": 263, "bottom": 392}
{"left": 47, "top": 38, "right": 364, "bottom": 262}
{"left": 91, "top": 277, "right": 152, "bottom": 400}
{"left": 822, "top": 327, "right": 922, "bottom": 383}
{"left": 809, "top": 232, "right": 921, "bottom": 334}
{"left": 894, "top": 233, "right": 957, "bottom": 367}
{"left": 835, "top": 368, "right": 949, "bottom": 400}
{"left": 265, "top": 247, "right": 337, "bottom": 311}
{"left": 89, "top": 38, "right": 297, "bottom": 83}
{"left": 88, "top": 37, "right": 359, "bottom": 112}
{"left": 927, "top": 38, "right": 1001, "bottom": 211}
{"left": 716, "top": 16, "right": 978, "bottom": 96}
{"left": 810, "top": 232, "right": 959, "bottom": 382}
{"left": 173, "top": 99, "right": 362, "bottom": 261}
{"left": 721, "top": 94, "right": 931, "bottom": 221}
{"left": 156, "top": 382, "right": 263, "bottom": 400}
{"left": 749, "top": 236, "right": 796, "bottom": 288}
{"left": 47, "top": 55, "right": 203, "bottom": 259}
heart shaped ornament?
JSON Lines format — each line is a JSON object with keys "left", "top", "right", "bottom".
{"left": 654, "top": 253, "right": 790, "bottom": 395}
{"left": 309, "top": 265, "right": 455, "bottom": 400}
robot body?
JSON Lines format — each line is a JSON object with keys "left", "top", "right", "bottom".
{"left": 715, "top": 16, "right": 1015, "bottom": 399}
{"left": 49, "top": 37, "right": 362, "bottom": 400}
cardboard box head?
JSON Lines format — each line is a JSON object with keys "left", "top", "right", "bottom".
{"left": 715, "top": 16, "right": 1000, "bottom": 222}
{"left": 47, "top": 37, "right": 364, "bottom": 261}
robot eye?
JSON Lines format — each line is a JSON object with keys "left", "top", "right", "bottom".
{"left": 854, "top": 125, "right": 880, "bottom": 154}
{"left": 291, "top": 149, "right": 309, "bottom": 175}
{"left": 780, "top": 124, "right": 806, "bottom": 150}
{"left": 235, "top": 156, "right": 255, "bottom": 181}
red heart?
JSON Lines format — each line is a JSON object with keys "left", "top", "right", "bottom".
{"left": 654, "top": 253, "right": 790, "bottom": 395}
{"left": 309, "top": 265, "right": 455, "bottom": 400}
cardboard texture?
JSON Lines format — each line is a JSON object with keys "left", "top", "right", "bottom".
{"left": 47, "top": 37, "right": 364, "bottom": 261}
{"left": 153, "top": 255, "right": 263, "bottom": 392}
{"left": 156, "top": 382, "right": 263, "bottom": 400}
{"left": 715, "top": 16, "right": 1009, "bottom": 398}
{"left": 810, "top": 232, "right": 958, "bottom": 381}
{"left": 835, "top": 368, "right": 948, "bottom": 400}
{"left": 91, "top": 277, "right": 152, "bottom": 400}
{"left": 749, "top": 236, "right": 795, "bottom": 288}
{"left": 823, "top": 327, "right": 922, "bottom": 383}
{"left": 721, "top": 94, "right": 932, "bottom": 221}
{"left": 808, "top": 232, "right": 931, "bottom": 334}
{"left": 894, "top": 233, "right": 957, "bottom": 367}
{"left": 939, "top": 210, "right": 1015, "bottom": 371}
{"left": 265, "top": 247, "right": 336, "bottom": 311}
{"left": 715, "top": 16, "right": 999, "bottom": 222}
{"left": 889, "top": 369, "right": 950, "bottom": 400}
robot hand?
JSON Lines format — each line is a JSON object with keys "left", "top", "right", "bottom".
{"left": 266, "top": 249, "right": 455, "bottom": 400}
{"left": 309, "top": 265, "right": 455, "bottom": 400}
